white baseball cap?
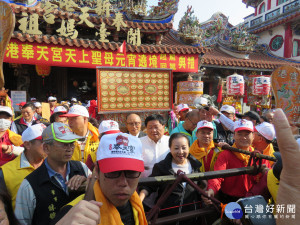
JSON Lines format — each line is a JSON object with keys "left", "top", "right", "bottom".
{"left": 54, "top": 106, "right": 68, "bottom": 113}
{"left": 34, "top": 102, "right": 42, "bottom": 108}
{"left": 22, "top": 123, "right": 47, "bottom": 142}
{"left": 198, "top": 97, "right": 208, "bottom": 106}
{"left": 30, "top": 97, "right": 37, "bottom": 101}
{"left": 220, "top": 105, "right": 236, "bottom": 114}
{"left": 0, "top": 106, "right": 13, "bottom": 117}
{"left": 255, "top": 122, "right": 275, "bottom": 141}
{"left": 48, "top": 96, "right": 57, "bottom": 101}
{"left": 98, "top": 120, "right": 120, "bottom": 134}
{"left": 61, "top": 105, "right": 89, "bottom": 117}
{"left": 177, "top": 104, "right": 190, "bottom": 113}
{"left": 196, "top": 120, "right": 214, "bottom": 130}
{"left": 234, "top": 119, "right": 254, "bottom": 132}
{"left": 97, "top": 133, "right": 144, "bottom": 173}
{"left": 71, "top": 97, "right": 77, "bottom": 102}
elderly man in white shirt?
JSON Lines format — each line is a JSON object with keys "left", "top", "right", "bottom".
{"left": 140, "top": 114, "right": 169, "bottom": 178}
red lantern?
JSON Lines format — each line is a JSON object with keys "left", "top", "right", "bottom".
{"left": 261, "top": 76, "right": 271, "bottom": 95}
{"left": 36, "top": 65, "right": 51, "bottom": 85}
{"left": 252, "top": 77, "right": 263, "bottom": 95}
{"left": 252, "top": 76, "right": 270, "bottom": 95}
{"left": 226, "top": 73, "right": 244, "bottom": 96}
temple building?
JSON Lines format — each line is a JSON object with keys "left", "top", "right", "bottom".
{"left": 242, "top": 0, "right": 300, "bottom": 60}
{"left": 3, "top": 0, "right": 205, "bottom": 102}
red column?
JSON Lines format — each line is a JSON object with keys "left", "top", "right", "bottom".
{"left": 267, "top": 0, "right": 271, "bottom": 10}
{"left": 284, "top": 23, "right": 293, "bottom": 58}
{"left": 255, "top": 7, "right": 258, "bottom": 16}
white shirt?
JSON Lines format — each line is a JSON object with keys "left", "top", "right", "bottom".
{"left": 76, "top": 131, "right": 90, "bottom": 161}
{"left": 219, "top": 114, "right": 235, "bottom": 132}
{"left": 172, "top": 161, "right": 192, "bottom": 175}
{"left": 172, "top": 161, "right": 192, "bottom": 187}
{"left": 140, "top": 135, "right": 170, "bottom": 177}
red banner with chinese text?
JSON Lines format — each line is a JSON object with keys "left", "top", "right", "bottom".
{"left": 3, "top": 40, "right": 198, "bottom": 72}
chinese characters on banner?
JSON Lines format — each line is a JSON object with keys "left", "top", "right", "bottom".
{"left": 3, "top": 40, "right": 198, "bottom": 72}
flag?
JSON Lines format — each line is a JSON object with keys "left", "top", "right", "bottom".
{"left": 117, "top": 40, "right": 127, "bottom": 67}
{"left": 117, "top": 40, "right": 126, "bottom": 54}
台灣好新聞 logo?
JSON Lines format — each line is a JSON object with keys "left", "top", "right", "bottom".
{"left": 225, "top": 202, "right": 243, "bottom": 219}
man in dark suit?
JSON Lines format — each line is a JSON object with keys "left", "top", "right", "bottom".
{"left": 126, "top": 113, "right": 146, "bottom": 138}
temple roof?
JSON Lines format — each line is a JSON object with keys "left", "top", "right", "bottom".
{"left": 11, "top": 31, "right": 208, "bottom": 55}
{"left": 202, "top": 46, "right": 300, "bottom": 71}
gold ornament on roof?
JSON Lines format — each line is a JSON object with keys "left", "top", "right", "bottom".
{"left": 56, "top": 19, "right": 78, "bottom": 39}
{"left": 42, "top": 2, "right": 58, "bottom": 24}
{"left": 59, "top": 0, "right": 78, "bottom": 12}
{"left": 78, "top": 7, "right": 94, "bottom": 28}
{"left": 96, "top": 23, "right": 111, "bottom": 42}
{"left": 112, "top": 12, "right": 127, "bottom": 31}
{"left": 95, "top": 0, "right": 111, "bottom": 17}
{"left": 127, "top": 28, "right": 141, "bottom": 46}
{"left": 18, "top": 13, "right": 42, "bottom": 35}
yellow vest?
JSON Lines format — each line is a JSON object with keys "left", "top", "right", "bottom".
{"left": 267, "top": 169, "right": 279, "bottom": 204}
{"left": 72, "top": 123, "right": 99, "bottom": 163}
{"left": 7, "top": 129, "right": 23, "bottom": 146}
{"left": 199, "top": 147, "right": 222, "bottom": 172}
{"left": 14, "top": 115, "right": 22, "bottom": 121}
{"left": 1, "top": 154, "right": 35, "bottom": 209}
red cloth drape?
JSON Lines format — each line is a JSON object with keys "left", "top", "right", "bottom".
{"left": 217, "top": 85, "right": 223, "bottom": 103}
{"left": 88, "top": 100, "right": 97, "bottom": 119}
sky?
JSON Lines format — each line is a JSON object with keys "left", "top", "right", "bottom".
{"left": 148, "top": 0, "right": 255, "bottom": 29}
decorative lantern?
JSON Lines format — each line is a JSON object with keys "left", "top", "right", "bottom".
{"left": 261, "top": 76, "right": 271, "bottom": 95}
{"left": 36, "top": 65, "right": 51, "bottom": 85}
{"left": 177, "top": 77, "right": 204, "bottom": 107}
{"left": 252, "top": 76, "right": 271, "bottom": 95}
{"left": 226, "top": 73, "right": 244, "bottom": 96}
{"left": 252, "top": 77, "right": 263, "bottom": 95}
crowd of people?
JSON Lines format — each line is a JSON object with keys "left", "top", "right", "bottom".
{"left": 0, "top": 96, "right": 299, "bottom": 225}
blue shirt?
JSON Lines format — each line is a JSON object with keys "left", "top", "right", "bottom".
{"left": 170, "top": 122, "right": 197, "bottom": 145}
{"left": 44, "top": 158, "right": 70, "bottom": 193}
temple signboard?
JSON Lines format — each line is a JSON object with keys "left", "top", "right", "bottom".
{"left": 96, "top": 67, "right": 173, "bottom": 113}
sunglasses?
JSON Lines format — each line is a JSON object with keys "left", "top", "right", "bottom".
{"left": 104, "top": 170, "right": 141, "bottom": 179}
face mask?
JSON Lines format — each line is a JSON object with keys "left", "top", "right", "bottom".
{"left": 0, "top": 119, "right": 12, "bottom": 131}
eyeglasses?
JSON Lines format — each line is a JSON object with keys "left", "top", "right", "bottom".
{"left": 53, "top": 142, "right": 75, "bottom": 150}
{"left": 187, "top": 117, "right": 197, "bottom": 127}
{"left": 104, "top": 170, "right": 141, "bottom": 179}
{"left": 127, "top": 122, "right": 141, "bottom": 127}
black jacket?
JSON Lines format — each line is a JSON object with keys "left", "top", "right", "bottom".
{"left": 26, "top": 161, "right": 86, "bottom": 225}
{"left": 14, "top": 117, "right": 49, "bottom": 135}
{"left": 214, "top": 120, "right": 234, "bottom": 145}
{"left": 140, "top": 153, "right": 203, "bottom": 224}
